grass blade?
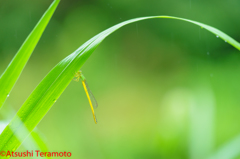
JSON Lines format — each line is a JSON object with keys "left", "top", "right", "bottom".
{"left": 0, "top": 0, "right": 60, "bottom": 109}
{"left": 30, "top": 129, "right": 51, "bottom": 159}
{"left": 0, "top": 107, "right": 50, "bottom": 158}
{"left": 0, "top": 16, "right": 239, "bottom": 154}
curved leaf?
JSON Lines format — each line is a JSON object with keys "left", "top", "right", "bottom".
{"left": 0, "top": 16, "right": 239, "bottom": 154}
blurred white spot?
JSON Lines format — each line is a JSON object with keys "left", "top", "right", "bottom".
{"left": 0, "top": 121, "right": 8, "bottom": 134}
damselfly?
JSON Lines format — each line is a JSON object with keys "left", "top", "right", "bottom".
{"left": 73, "top": 71, "right": 98, "bottom": 124}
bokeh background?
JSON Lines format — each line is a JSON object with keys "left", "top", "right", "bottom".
{"left": 1, "top": 0, "right": 240, "bottom": 158}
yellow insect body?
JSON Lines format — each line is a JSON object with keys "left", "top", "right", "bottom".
{"left": 73, "top": 71, "right": 98, "bottom": 124}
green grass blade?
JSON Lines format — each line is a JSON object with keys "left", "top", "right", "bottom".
{"left": 0, "top": 16, "right": 239, "bottom": 154}
{"left": 0, "top": 0, "right": 60, "bottom": 109}
{"left": 0, "top": 120, "right": 50, "bottom": 158}
{"left": 0, "top": 107, "right": 50, "bottom": 158}
{"left": 31, "top": 129, "right": 51, "bottom": 159}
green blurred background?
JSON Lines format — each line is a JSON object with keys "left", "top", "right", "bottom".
{"left": 1, "top": 0, "right": 240, "bottom": 158}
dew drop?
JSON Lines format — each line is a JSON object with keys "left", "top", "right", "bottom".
{"left": 216, "top": 35, "right": 219, "bottom": 38}
{"left": 207, "top": 52, "right": 209, "bottom": 55}
{"left": 7, "top": 94, "right": 9, "bottom": 97}
{"left": 225, "top": 40, "right": 227, "bottom": 42}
